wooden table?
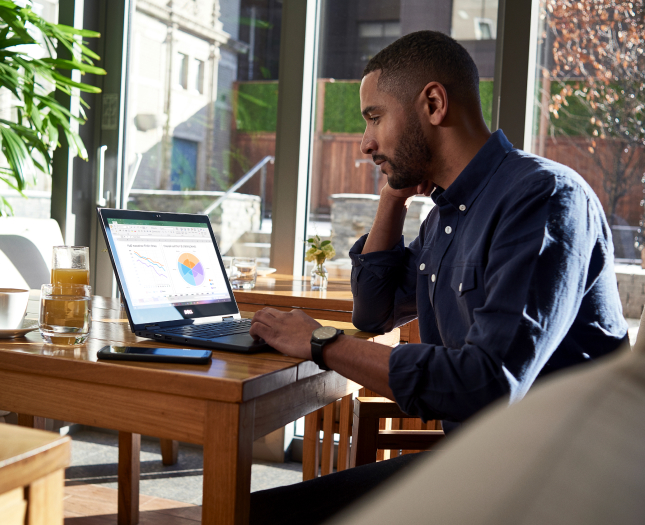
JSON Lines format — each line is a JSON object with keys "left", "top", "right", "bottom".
{"left": 234, "top": 274, "right": 420, "bottom": 343}
{"left": 0, "top": 294, "right": 398, "bottom": 525}
{"left": 0, "top": 424, "right": 70, "bottom": 525}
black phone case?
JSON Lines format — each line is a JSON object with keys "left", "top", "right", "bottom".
{"left": 97, "top": 346, "right": 211, "bottom": 364}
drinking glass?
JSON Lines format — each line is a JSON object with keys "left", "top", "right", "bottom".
{"left": 39, "top": 284, "right": 92, "bottom": 345}
{"left": 230, "top": 257, "right": 257, "bottom": 289}
{"left": 51, "top": 246, "right": 90, "bottom": 288}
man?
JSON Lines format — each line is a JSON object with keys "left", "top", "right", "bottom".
{"left": 251, "top": 28, "right": 627, "bottom": 426}
{"left": 249, "top": 30, "right": 628, "bottom": 523}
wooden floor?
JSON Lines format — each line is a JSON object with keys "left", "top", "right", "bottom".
{"left": 64, "top": 484, "right": 201, "bottom": 524}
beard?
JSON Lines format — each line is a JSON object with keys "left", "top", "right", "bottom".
{"left": 374, "top": 115, "right": 433, "bottom": 190}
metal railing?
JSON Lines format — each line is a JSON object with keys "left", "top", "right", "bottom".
{"left": 203, "top": 155, "right": 274, "bottom": 228}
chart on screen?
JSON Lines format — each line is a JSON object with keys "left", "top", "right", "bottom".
{"left": 178, "top": 253, "right": 205, "bottom": 286}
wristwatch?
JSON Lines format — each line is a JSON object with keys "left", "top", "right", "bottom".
{"left": 310, "top": 326, "right": 343, "bottom": 371}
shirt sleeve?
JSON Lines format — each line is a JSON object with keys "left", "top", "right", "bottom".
{"left": 349, "top": 232, "right": 422, "bottom": 333}
{"left": 389, "top": 176, "right": 610, "bottom": 423}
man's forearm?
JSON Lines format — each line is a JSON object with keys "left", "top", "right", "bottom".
{"left": 322, "top": 336, "right": 395, "bottom": 400}
{"left": 362, "top": 192, "right": 410, "bottom": 254}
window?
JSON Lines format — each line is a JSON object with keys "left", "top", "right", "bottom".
{"left": 194, "top": 58, "right": 205, "bottom": 94}
{"left": 527, "top": 0, "right": 645, "bottom": 263}
{"left": 123, "top": 0, "right": 282, "bottom": 265}
{"left": 306, "top": 0, "right": 499, "bottom": 277}
{"left": 177, "top": 52, "right": 189, "bottom": 89}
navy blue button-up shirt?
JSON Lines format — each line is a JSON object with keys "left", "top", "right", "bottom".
{"left": 350, "top": 130, "right": 628, "bottom": 424}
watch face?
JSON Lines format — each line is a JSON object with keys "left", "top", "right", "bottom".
{"left": 313, "top": 326, "right": 338, "bottom": 341}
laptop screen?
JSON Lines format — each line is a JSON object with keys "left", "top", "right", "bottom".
{"left": 101, "top": 212, "right": 239, "bottom": 326}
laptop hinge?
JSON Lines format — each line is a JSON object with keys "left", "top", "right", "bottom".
{"left": 144, "top": 324, "right": 160, "bottom": 329}
{"left": 222, "top": 316, "right": 235, "bottom": 321}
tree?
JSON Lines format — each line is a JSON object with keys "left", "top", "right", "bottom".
{"left": 538, "top": 0, "right": 645, "bottom": 226}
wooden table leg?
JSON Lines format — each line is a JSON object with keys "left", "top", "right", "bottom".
{"left": 160, "top": 438, "right": 179, "bottom": 466}
{"left": 17, "top": 413, "right": 46, "bottom": 430}
{"left": 118, "top": 432, "right": 140, "bottom": 525}
{"left": 202, "top": 400, "right": 255, "bottom": 525}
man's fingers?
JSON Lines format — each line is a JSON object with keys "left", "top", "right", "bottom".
{"left": 249, "top": 321, "right": 271, "bottom": 341}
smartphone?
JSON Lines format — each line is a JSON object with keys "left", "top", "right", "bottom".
{"left": 97, "top": 345, "right": 212, "bottom": 364}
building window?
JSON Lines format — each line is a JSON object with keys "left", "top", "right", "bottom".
{"left": 474, "top": 18, "right": 495, "bottom": 40}
{"left": 177, "top": 52, "right": 188, "bottom": 89}
{"left": 194, "top": 59, "right": 205, "bottom": 94}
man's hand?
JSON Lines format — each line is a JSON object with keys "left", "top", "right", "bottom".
{"left": 250, "top": 308, "right": 321, "bottom": 359}
{"left": 362, "top": 180, "right": 434, "bottom": 254}
{"left": 381, "top": 180, "right": 435, "bottom": 202}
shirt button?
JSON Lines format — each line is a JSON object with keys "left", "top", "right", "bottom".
{"left": 445, "top": 226, "right": 452, "bottom": 234}
{"left": 459, "top": 204, "right": 466, "bottom": 211}
{"left": 431, "top": 274, "right": 436, "bottom": 282}
{"left": 419, "top": 263, "right": 426, "bottom": 271}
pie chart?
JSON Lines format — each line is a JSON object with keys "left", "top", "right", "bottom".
{"left": 178, "top": 253, "right": 205, "bottom": 286}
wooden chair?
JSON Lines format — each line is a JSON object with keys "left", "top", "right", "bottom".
{"left": 350, "top": 396, "right": 444, "bottom": 467}
{"left": 302, "top": 388, "right": 444, "bottom": 479}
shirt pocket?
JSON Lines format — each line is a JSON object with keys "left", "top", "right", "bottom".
{"left": 451, "top": 265, "right": 477, "bottom": 296}
{"left": 450, "top": 265, "right": 484, "bottom": 326}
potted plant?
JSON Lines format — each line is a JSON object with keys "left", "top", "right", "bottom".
{"left": 0, "top": 0, "right": 105, "bottom": 214}
{"left": 305, "top": 235, "right": 335, "bottom": 291}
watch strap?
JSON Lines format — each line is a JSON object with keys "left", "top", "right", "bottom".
{"left": 310, "top": 328, "right": 343, "bottom": 371}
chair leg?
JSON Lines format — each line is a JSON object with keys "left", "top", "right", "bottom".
{"left": 350, "top": 410, "right": 379, "bottom": 468}
{"left": 302, "top": 409, "right": 322, "bottom": 480}
{"left": 17, "top": 413, "right": 46, "bottom": 430}
{"left": 320, "top": 403, "right": 335, "bottom": 476}
{"left": 160, "top": 438, "right": 178, "bottom": 466}
{"left": 336, "top": 395, "right": 353, "bottom": 472}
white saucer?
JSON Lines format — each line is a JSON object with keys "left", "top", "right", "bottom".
{"left": 256, "top": 267, "right": 277, "bottom": 277}
{"left": 0, "top": 320, "right": 39, "bottom": 339}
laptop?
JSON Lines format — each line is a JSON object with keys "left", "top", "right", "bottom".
{"left": 97, "top": 208, "right": 269, "bottom": 353}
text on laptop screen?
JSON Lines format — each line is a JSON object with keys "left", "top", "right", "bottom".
{"left": 106, "top": 218, "right": 233, "bottom": 311}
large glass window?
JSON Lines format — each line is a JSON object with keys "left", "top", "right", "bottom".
{"left": 0, "top": 0, "right": 58, "bottom": 219}
{"left": 528, "top": 0, "right": 645, "bottom": 263}
{"left": 306, "top": 0, "right": 498, "bottom": 277}
{"left": 122, "top": 0, "right": 282, "bottom": 265}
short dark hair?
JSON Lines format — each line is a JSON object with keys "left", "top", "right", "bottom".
{"left": 363, "top": 31, "right": 481, "bottom": 108}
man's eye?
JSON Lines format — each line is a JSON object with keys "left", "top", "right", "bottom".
{"left": 370, "top": 116, "right": 379, "bottom": 123}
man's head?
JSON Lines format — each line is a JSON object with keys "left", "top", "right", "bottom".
{"left": 363, "top": 30, "right": 481, "bottom": 111}
{"left": 360, "top": 31, "right": 485, "bottom": 190}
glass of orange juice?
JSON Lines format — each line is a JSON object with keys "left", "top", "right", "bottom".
{"left": 51, "top": 246, "right": 90, "bottom": 288}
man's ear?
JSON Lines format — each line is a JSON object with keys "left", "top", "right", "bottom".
{"left": 419, "top": 82, "right": 448, "bottom": 126}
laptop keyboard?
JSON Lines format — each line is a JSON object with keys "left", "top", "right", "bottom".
{"left": 165, "top": 319, "right": 252, "bottom": 339}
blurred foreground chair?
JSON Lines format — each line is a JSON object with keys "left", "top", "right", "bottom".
{"left": 332, "top": 321, "right": 642, "bottom": 524}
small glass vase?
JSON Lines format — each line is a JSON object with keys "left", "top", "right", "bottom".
{"left": 311, "top": 261, "right": 329, "bottom": 291}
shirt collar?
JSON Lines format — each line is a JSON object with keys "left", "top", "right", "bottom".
{"left": 433, "top": 129, "right": 513, "bottom": 213}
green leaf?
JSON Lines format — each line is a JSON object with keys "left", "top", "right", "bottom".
{"left": 50, "top": 71, "right": 102, "bottom": 93}
{"left": 307, "top": 238, "right": 315, "bottom": 243}
{"left": 53, "top": 25, "right": 101, "bottom": 38}
{"left": 0, "top": 125, "right": 36, "bottom": 190}
{"left": 40, "top": 58, "right": 106, "bottom": 75}
{"left": 321, "top": 240, "right": 331, "bottom": 246}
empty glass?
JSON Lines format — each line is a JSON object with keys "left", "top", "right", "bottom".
{"left": 230, "top": 257, "right": 257, "bottom": 290}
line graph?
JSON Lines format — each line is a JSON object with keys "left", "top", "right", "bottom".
{"left": 132, "top": 250, "right": 168, "bottom": 281}
{"left": 135, "top": 258, "right": 168, "bottom": 277}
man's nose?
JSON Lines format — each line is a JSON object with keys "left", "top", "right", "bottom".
{"left": 361, "top": 132, "right": 377, "bottom": 155}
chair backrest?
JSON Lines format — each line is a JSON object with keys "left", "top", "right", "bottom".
{"left": 0, "top": 217, "right": 64, "bottom": 289}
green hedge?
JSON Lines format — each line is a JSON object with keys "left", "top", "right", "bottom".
{"left": 235, "top": 82, "right": 279, "bottom": 132}
{"left": 235, "top": 79, "right": 496, "bottom": 133}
